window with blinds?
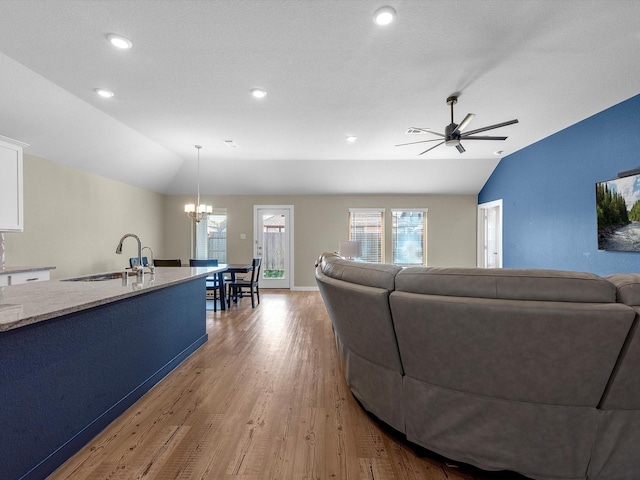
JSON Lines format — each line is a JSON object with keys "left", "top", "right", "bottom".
{"left": 348, "top": 208, "right": 384, "bottom": 263}
{"left": 391, "top": 209, "right": 427, "bottom": 266}
{"left": 194, "top": 210, "right": 227, "bottom": 262}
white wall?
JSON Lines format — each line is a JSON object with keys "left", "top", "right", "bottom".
{"left": 3, "top": 154, "right": 165, "bottom": 280}
{"left": 163, "top": 193, "right": 478, "bottom": 288}
{"left": 4, "top": 154, "right": 478, "bottom": 285}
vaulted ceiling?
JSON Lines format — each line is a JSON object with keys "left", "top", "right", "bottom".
{"left": 0, "top": 0, "right": 639, "bottom": 195}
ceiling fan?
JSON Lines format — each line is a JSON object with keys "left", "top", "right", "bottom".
{"left": 396, "top": 95, "right": 519, "bottom": 155}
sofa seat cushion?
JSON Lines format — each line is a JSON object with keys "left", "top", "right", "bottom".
{"left": 396, "top": 267, "right": 616, "bottom": 303}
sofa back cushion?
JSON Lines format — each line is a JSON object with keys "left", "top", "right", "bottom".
{"left": 320, "top": 252, "right": 401, "bottom": 291}
{"left": 597, "top": 274, "right": 640, "bottom": 409}
{"left": 315, "top": 253, "right": 403, "bottom": 372}
{"left": 390, "top": 291, "right": 634, "bottom": 406}
{"left": 392, "top": 267, "right": 631, "bottom": 406}
{"left": 396, "top": 267, "right": 617, "bottom": 303}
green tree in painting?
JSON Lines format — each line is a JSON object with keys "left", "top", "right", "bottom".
{"left": 629, "top": 200, "right": 640, "bottom": 222}
{"left": 596, "top": 183, "right": 629, "bottom": 229}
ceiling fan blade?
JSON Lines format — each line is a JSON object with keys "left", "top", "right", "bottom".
{"left": 456, "top": 143, "right": 466, "bottom": 153}
{"left": 418, "top": 141, "right": 445, "bottom": 155}
{"left": 462, "top": 135, "right": 508, "bottom": 141}
{"left": 451, "top": 113, "right": 475, "bottom": 135}
{"left": 409, "top": 127, "right": 446, "bottom": 138}
{"left": 395, "top": 138, "right": 443, "bottom": 147}
{"left": 462, "top": 119, "right": 518, "bottom": 137}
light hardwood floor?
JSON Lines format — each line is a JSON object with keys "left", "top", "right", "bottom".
{"left": 48, "top": 290, "right": 525, "bottom": 480}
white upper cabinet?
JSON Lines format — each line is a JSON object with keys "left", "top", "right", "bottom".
{"left": 0, "top": 135, "right": 28, "bottom": 232}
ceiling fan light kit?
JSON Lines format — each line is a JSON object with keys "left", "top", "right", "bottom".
{"left": 396, "top": 95, "right": 518, "bottom": 155}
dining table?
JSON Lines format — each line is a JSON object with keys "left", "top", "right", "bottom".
{"left": 211, "top": 263, "right": 253, "bottom": 310}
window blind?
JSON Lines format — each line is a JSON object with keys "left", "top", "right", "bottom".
{"left": 391, "top": 209, "right": 427, "bottom": 266}
{"left": 349, "top": 208, "right": 384, "bottom": 263}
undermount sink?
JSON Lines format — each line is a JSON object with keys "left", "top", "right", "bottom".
{"left": 63, "top": 271, "right": 136, "bottom": 282}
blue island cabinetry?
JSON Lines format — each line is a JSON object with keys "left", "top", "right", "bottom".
{"left": 0, "top": 273, "right": 208, "bottom": 480}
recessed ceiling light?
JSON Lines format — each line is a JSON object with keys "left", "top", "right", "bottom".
{"left": 107, "top": 34, "right": 132, "bottom": 49}
{"left": 346, "top": 136, "right": 357, "bottom": 142}
{"left": 94, "top": 88, "right": 114, "bottom": 98}
{"left": 373, "top": 6, "right": 396, "bottom": 25}
{"left": 250, "top": 88, "right": 267, "bottom": 98}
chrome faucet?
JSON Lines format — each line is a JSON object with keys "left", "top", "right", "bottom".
{"left": 142, "top": 246, "right": 155, "bottom": 273}
{"left": 115, "top": 233, "right": 143, "bottom": 276}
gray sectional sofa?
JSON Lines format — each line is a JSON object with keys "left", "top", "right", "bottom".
{"left": 315, "top": 252, "right": 640, "bottom": 480}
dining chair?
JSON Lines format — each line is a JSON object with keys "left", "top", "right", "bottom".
{"left": 189, "top": 259, "right": 222, "bottom": 311}
{"left": 153, "top": 259, "right": 182, "bottom": 267}
{"left": 129, "top": 256, "right": 148, "bottom": 268}
{"left": 227, "top": 258, "right": 261, "bottom": 308}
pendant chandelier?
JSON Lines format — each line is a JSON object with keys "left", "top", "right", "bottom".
{"left": 184, "top": 145, "right": 212, "bottom": 223}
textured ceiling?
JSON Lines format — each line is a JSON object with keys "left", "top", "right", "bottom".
{"left": 0, "top": 0, "right": 639, "bottom": 195}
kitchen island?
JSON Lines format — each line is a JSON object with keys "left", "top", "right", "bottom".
{"left": 0, "top": 266, "right": 225, "bottom": 480}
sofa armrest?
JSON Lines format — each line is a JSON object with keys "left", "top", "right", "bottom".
{"left": 606, "top": 273, "right": 640, "bottom": 305}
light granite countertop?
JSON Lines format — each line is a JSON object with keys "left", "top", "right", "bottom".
{"left": 0, "top": 266, "right": 225, "bottom": 332}
{"left": 0, "top": 266, "right": 56, "bottom": 274}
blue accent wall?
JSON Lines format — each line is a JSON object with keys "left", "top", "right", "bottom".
{"left": 479, "top": 93, "right": 640, "bottom": 275}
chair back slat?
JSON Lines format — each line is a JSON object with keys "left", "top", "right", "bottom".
{"left": 154, "top": 259, "right": 182, "bottom": 267}
{"left": 227, "top": 258, "right": 262, "bottom": 308}
{"left": 189, "top": 259, "right": 219, "bottom": 267}
{"left": 251, "top": 258, "right": 262, "bottom": 283}
{"left": 129, "top": 257, "right": 149, "bottom": 268}
{"left": 188, "top": 259, "right": 223, "bottom": 311}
